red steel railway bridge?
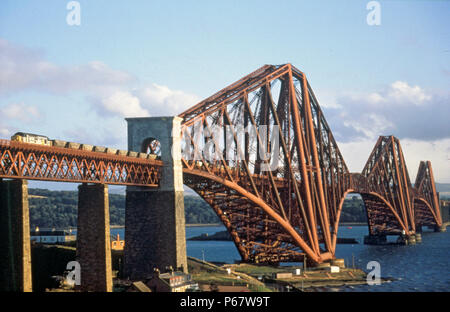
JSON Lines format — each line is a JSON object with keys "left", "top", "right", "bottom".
{"left": 0, "top": 64, "right": 445, "bottom": 292}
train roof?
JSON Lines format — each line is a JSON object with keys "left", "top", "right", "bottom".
{"left": 12, "top": 132, "right": 50, "bottom": 139}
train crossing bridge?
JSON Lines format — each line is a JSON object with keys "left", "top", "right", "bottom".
{"left": 0, "top": 64, "right": 444, "bottom": 292}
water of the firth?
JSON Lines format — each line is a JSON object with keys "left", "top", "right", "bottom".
{"left": 109, "top": 225, "right": 449, "bottom": 291}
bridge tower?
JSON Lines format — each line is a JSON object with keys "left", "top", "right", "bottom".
{"left": 124, "top": 117, "right": 187, "bottom": 280}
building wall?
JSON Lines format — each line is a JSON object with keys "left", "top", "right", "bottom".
{"left": 31, "top": 235, "right": 75, "bottom": 243}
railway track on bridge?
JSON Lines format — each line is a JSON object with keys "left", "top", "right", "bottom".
{"left": 0, "top": 139, "right": 162, "bottom": 186}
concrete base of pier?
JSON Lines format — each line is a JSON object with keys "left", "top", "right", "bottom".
{"left": 0, "top": 179, "right": 32, "bottom": 292}
{"left": 395, "top": 234, "right": 417, "bottom": 245}
{"left": 331, "top": 258, "right": 346, "bottom": 268}
{"left": 414, "top": 233, "right": 422, "bottom": 243}
{"left": 407, "top": 235, "right": 416, "bottom": 245}
{"left": 77, "top": 183, "right": 112, "bottom": 292}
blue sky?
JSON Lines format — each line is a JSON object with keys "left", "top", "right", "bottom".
{"left": 1, "top": 0, "right": 449, "bottom": 188}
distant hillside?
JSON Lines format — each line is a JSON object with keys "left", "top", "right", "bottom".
{"left": 436, "top": 183, "right": 450, "bottom": 193}
{"left": 28, "top": 188, "right": 219, "bottom": 229}
{"left": 436, "top": 183, "right": 450, "bottom": 199}
{"left": 28, "top": 188, "right": 367, "bottom": 229}
{"left": 107, "top": 185, "right": 199, "bottom": 196}
{"left": 341, "top": 195, "right": 367, "bottom": 223}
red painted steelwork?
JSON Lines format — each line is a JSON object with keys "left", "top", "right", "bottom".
{"left": 178, "top": 64, "right": 442, "bottom": 264}
{"left": 0, "top": 140, "right": 162, "bottom": 186}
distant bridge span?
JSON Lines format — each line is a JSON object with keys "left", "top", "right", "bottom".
{"left": 179, "top": 64, "right": 443, "bottom": 264}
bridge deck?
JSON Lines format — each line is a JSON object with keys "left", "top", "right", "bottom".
{"left": 0, "top": 139, "right": 162, "bottom": 187}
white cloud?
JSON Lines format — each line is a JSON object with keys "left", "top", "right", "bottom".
{"left": 342, "top": 113, "right": 394, "bottom": 140}
{"left": 323, "top": 81, "right": 450, "bottom": 142}
{"left": 89, "top": 84, "right": 200, "bottom": 118}
{"left": 99, "top": 91, "right": 149, "bottom": 118}
{"left": 1, "top": 102, "right": 41, "bottom": 122}
{"left": 400, "top": 138, "right": 450, "bottom": 183}
{"left": 366, "top": 92, "right": 385, "bottom": 104}
{"left": 387, "top": 81, "right": 431, "bottom": 105}
{"left": 338, "top": 138, "right": 450, "bottom": 183}
{"left": 0, "top": 38, "right": 135, "bottom": 95}
{"left": 0, "top": 37, "right": 206, "bottom": 153}
{"left": 321, "top": 81, "right": 450, "bottom": 182}
{"left": 0, "top": 126, "right": 10, "bottom": 137}
{"left": 63, "top": 122, "right": 127, "bottom": 148}
{"left": 0, "top": 38, "right": 201, "bottom": 119}
{"left": 135, "top": 83, "right": 201, "bottom": 116}
{"left": 0, "top": 102, "right": 41, "bottom": 138}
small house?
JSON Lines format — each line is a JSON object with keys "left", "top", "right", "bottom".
{"left": 146, "top": 268, "right": 198, "bottom": 292}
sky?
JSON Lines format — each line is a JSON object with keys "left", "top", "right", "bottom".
{"left": 0, "top": 0, "right": 449, "bottom": 190}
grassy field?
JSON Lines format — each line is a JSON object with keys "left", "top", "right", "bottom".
{"left": 283, "top": 269, "right": 368, "bottom": 290}
{"left": 232, "top": 263, "right": 289, "bottom": 276}
{"left": 187, "top": 257, "right": 273, "bottom": 292}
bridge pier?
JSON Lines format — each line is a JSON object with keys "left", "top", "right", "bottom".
{"left": 331, "top": 258, "right": 346, "bottom": 268}
{"left": 124, "top": 117, "right": 187, "bottom": 281}
{"left": 414, "top": 233, "right": 422, "bottom": 243}
{"left": 395, "top": 234, "right": 418, "bottom": 245}
{"left": 407, "top": 235, "right": 416, "bottom": 245}
{"left": 0, "top": 179, "right": 32, "bottom": 292}
{"left": 77, "top": 183, "right": 113, "bottom": 292}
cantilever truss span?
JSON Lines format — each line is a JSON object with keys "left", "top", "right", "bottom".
{"left": 178, "top": 64, "right": 442, "bottom": 264}
{"left": 350, "top": 136, "right": 442, "bottom": 236}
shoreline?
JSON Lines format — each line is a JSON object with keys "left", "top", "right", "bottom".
{"left": 186, "top": 223, "right": 222, "bottom": 227}
{"left": 108, "top": 223, "right": 223, "bottom": 229}
{"left": 339, "top": 222, "right": 367, "bottom": 226}
{"left": 107, "top": 223, "right": 367, "bottom": 229}
{"left": 226, "top": 262, "right": 390, "bottom": 292}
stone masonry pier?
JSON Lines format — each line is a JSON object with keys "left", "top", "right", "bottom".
{"left": 124, "top": 117, "right": 187, "bottom": 281}
{"left": 77, "top": 183, "right": 113, "bottom": 292}
{"left": 0, "top": 179, "right": 32, "bottom": 292}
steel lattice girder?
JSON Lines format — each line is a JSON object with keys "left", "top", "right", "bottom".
{"left": 179, "top": 64, "right": 442, "bottom": 265}
{"left": 414, "top": 161, "right": 442, "bottom": 227}
{"left": 180, "top": 64, "right": 349, "bottom": 264}
{"left": 350, "top": 136, "right": 443, "bottom": 235}
{"left": 0, "top": 140, "right": 162, "bottom": 186}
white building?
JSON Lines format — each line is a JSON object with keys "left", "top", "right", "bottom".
{"left": 30, "top": 228, "right": 76, "bottom": 244}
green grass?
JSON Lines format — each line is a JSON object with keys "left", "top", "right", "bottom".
{"left": 233, "top": 263, "right": 294, "bottom": 277}
{"left": 187, "top": 257, "right": 274, "bottom": 292}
